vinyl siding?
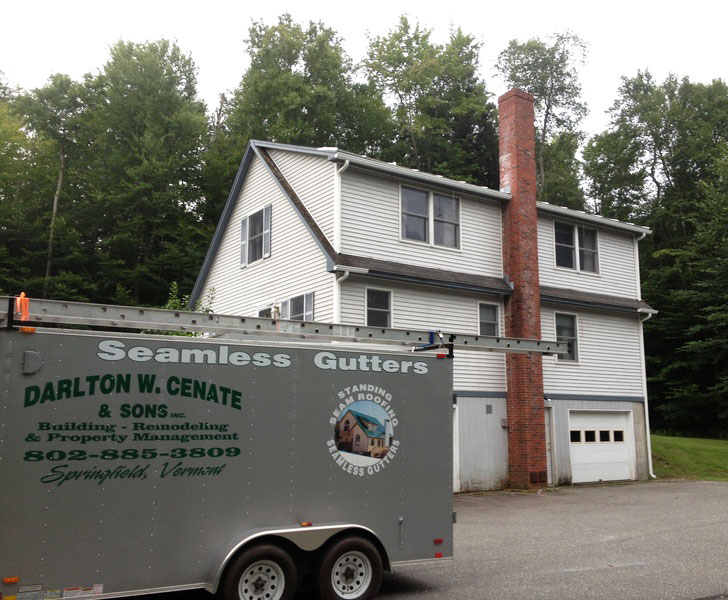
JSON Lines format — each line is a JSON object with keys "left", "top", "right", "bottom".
{"left": 538, "top": 216, "right": 638, "bottom": 298}
{"left": 268, "top": 149, "right": 336, "bottom": 244}
{"left": 340, "top": 277, "right": 506, "bottom": 392}
{"left": 340, "top": 169, "right": 503, "bottom": 278}
{"left": 541, "top": 307, "right": 643, "bottom": 397}
{"left": 199, "top": 155, "right": 334, "bottom": 321}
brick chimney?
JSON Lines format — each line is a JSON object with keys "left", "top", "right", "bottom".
{"left": 498, "top": 89, "right": 547, "bottom": 489}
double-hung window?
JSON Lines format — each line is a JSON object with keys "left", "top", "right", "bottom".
{"left": 554, "top": 222, "right": 598, "bottom": 273}
{"left": 401, "top": 187, "right": 460, "bottom": 249}
{"left": 280, "top": 292, "right": 314, "bottom": 322}
{"left": 555, "top": 313, "right": 578, "bottom": 362}
{"left": 366, "top": 289, "right": 391, "bottom": 328}
{"left": 478, "top": 303, "right": 499, "bottom": 336}
{"left": 240, "top": 204, "right": 272, "bottom": 267}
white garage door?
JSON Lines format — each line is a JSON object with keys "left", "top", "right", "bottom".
{"left": 569, "top": 411, "right": 635, "bottom": 483}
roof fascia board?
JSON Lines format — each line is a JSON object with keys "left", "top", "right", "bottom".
{"left": 190, "top": 141, "right": 255, "bottom": 306}
{"left": 251, "top": 139, "right": 338, "bottom": 160}
{"left": 540, "top": 294, "right": 646, "bottom": 314}
{"left": 537, "top": 202, "right": 651, "bottom": 236}
{"left": 332, "top": 152, "right": 510, "bottom": 203}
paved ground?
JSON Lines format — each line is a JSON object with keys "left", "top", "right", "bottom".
{"left": 377, "top": 480, "right": 728, "bottom": 600}
{"left": 141, "top": 480, "right": 728, "bottom": 600}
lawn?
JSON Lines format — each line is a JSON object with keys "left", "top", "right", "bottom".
{"left": 651, "top": 434, "right": 728, "bottom": 481}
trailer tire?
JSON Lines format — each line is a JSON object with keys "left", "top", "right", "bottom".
{"left": 221, "top": 544, "right": 297, "bottom": 600}
{"left": 316, "top": 536, "right": 382, "bottom": 600}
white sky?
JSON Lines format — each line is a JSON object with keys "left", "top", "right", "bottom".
{"left": 3, "top": 0, "right": 727, "bottom": 138}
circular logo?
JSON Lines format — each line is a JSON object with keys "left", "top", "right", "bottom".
{"left": 327, "top": 385, "right": 400, "bottom": 477}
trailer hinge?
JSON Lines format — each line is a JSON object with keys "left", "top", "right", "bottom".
{"left": 452, "top": 511, "right": 457, "bottom": 524}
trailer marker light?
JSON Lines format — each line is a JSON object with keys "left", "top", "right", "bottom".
{"left": 300, "top": 522, "right": 313, "bottom": 527}
{"left": 433, "top": 538, "right": 443, "bottom": 545}
{"left": 2, "top": 578, "right": 19, "bottom": 584}
{"left": 19, "top": 327, "right": 36, "bottom": 334}
{"left": 435, "top": 552, "right": 443, "bottom": 559}
{"left": 437, "top": 353, "right": 447, "bottom": 359}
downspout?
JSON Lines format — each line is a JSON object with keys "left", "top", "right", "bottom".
{"left": 332, "top": 160, "right": 350, "bottom": 324}
{"left": 639, "top": 308, "right": 657, "bottom": 479}
{"left": 333, "top": 270, "right": 350, "bottom": 324}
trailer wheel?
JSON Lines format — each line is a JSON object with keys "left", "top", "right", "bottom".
{"left": 221, "top": 544, "right": 297, "bottom": 600}
{"left": 316, "top": 536, "right": 382, "bottom": 600}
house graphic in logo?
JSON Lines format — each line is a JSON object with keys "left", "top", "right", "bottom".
{"left": 335, "top": 402, "right": 394, "bottom": 459}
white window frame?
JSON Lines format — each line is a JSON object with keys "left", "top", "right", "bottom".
{"left": 365, "top": 287, "right": 392, "bottom": 328}
{"left": 477, "top": 302, "right": 499, "bottom": 337}
{"left": 279, "top": 292, "right": 314, "bottom": 322}
{"left": 553, "top": 221, "right": 600, "bottom": 275}
{"left": 555, "top": 312, "right": 579, "bottom": 363}
{"left": 240, "top": 204, "right": 272, "bottom": 268}
{"left": 400, "top": 185, "right": 460, "bottom": 250}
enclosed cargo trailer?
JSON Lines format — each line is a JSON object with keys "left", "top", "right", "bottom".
{"left": 0, "top": 297, "right": 565, "bottom": 600}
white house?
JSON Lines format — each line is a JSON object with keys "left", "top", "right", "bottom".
{"left": 191, "top": 90, "right": 656, "bottom": 491}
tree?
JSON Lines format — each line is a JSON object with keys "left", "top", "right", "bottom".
{"left": 226, "top": 14, "right": 393, "bottom": 155}
{"left": 80, "top": 40, "right": 210, "bottom": 306}
{"left": 364, "top": 16, "right": 499, "bottom": 186}
{"left": 541, "top": 131, "right": 586, "bottom": 210}
{"left": 14, "top": 74, "right": 84, "bottom": 297}
{"left": 582, "top": 126, "right": 648, "bottom": 221}
{"left": 591, "top": 72, "right": 728, "bottom": 435}
{"left": 496, "top": 32, "right": 587, "bottom": 198}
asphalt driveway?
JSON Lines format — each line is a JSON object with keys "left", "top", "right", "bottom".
{"left": 377, "top": 480, "right": 728, "bottom": 600}
{"left": 138, "top": 480, "right": 727, "bottom": 600}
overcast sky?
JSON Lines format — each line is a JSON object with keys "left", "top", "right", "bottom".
{"left": 3, "top": 0, "right": 727, "bottom": 139}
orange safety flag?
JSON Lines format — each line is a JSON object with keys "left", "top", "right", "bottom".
{"left": 15, "top": 292, "right": 30, "bottom": 321}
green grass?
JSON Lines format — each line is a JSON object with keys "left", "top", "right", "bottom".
{"left": 651, "top": 434, "right": 728, "bottom": 481}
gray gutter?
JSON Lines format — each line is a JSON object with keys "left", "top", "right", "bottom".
{"left": 540, "top": 286, "right": 655, "bottom": 314}
{"left": 331, "top": 150, "right": 510, "bottom": 202}
{"left": 537, "top": 202, "right": 651, "bottom": 236}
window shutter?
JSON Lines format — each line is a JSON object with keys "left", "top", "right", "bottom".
{"left": 304, "top": 292, "right": 314, "bottom": 321}
{"left": 240, "top": 217, "right": 248, "bottom": 267}
{"left": 263, "top": 204, "right": 272, "bottom": 258}
{"left": 279, "top": 300, "right": 289, "bottom": 320}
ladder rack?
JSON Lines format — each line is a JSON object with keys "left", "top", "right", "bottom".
{"left": 1, "top": 296, "right": 568, "bottom": 356}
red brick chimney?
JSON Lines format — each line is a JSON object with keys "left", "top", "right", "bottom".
{"left": 498, "top": 89, "right": 547, "bottom": 489}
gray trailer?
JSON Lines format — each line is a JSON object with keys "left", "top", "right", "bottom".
{"left": 0, "top": 297, "right": 565, "bottom": 600}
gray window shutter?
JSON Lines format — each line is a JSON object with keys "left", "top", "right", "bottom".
{"left": 263, "top": 204, "right": 272, "bottom": 258}
{"left": 304, "top": 292, "right": 314, "bottom": 321}
{"left": 240, "top": 217, "right": 248, "bottom": 267}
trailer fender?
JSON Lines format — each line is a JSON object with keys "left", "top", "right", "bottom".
{"left": 210, "top": 524, "right": 388, "bottom": 593}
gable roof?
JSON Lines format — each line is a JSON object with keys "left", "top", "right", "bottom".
{"left": 191, "top": 140, "right": 653, "bottom": 311}
{"left": 343, "top": 409, "right": 387, "bottom": 439}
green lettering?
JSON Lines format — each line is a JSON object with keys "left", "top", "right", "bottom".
{"left": 41, "top": 382, "right": 56, "bottom": 404}
{"left": 24, "top": 386, "right": 40, "bottom": 407}
{"left": 86, "top": 375, "right": 100, "bottom": 395}
{"left": 57, "top": 379, "right": 72, "bottom": 400}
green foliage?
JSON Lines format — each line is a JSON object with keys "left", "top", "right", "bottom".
{"left": 583, "top": 126, "right": 648, "bottom": 220}
{"left": 651, "top": 434, "right": 728, "bottom": 480}
{"left": 227, "top": 14, "right": 393, "bottom": 154}
{"left": 590, "top": 72, "right": 728, "bottom": 436}
{"left": 541, "top": 131, "right": 586, "bottom": 210}
{"left": 365, "top": 16, "right": 498, "bottom": 186}
{"left": 496, "top": 32, "right": 587, "bottom": 198}
{"left": 79, "top": 40, "right": 211, "bottom": 306}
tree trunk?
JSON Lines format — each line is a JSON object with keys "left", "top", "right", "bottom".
{"left": 43, "top": 145, "right": 65, "bottom": 298}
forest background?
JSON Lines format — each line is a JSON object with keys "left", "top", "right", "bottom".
{"left": 1, "top": 14, "right": 727, "bottom": 437}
